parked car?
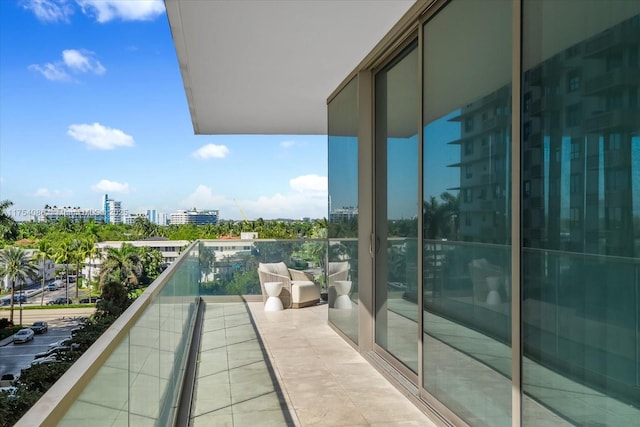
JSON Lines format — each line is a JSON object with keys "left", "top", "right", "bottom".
{"left": 79, "top": 297, "right": 100, "bottom": 304}
{"left": 13, "top": 328, "right": 34, "bottom": 344}
{"left": 47, "top": 297, "right": 73, "bottom": 305}
{"left": 29, "top": 321, "right": 48, "bottom": 334}
{"left": 48, "top": 338, "right": 72, "bottom": 349}
{"left": 12, "top": 294, "right": 27, "bottom": 303}
{"left": 30, "top": 355, "right": 58, "bottom": 366}
{"left": 47, "top": 282, "right": 58, "bottom": 291}
{"left": 34, "top": 342, "right": 78, "bottom": 359}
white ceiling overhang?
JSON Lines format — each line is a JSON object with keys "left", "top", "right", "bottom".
{"left": 165, "top": 0, "right": 415, "bottom": 135}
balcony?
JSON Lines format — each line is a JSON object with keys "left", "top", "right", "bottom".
{"left": 583, "top": 68, "right": 640, "bottom": 96}
{"left": 15, "top": 240, "right": 437, "bottom": 426}
{"left": 14, "top": 239, "right": 640, "bottom": 426}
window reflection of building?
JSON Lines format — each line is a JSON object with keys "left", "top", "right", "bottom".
{"left": 522, "top": 13, "right": 640, "bottom": 258}
{"left": 449, "top": 85, "right": 511, "bottom": 244}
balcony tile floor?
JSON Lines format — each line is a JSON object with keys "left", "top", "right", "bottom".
{"left": 191, "top": 301, "right": 438, "bottom": 427}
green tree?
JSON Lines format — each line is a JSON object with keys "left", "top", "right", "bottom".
{"left": 199, "top": 245, "right": 216, "bottom": 283}
{"left": 54, "top": 239, "right": 74, "bottom": 302}
{"left": 0, "top": 200, "right": 18, "bottom": 242}
{"left": 80, "top": 238, "right": 101, "bottom": 297}
{"left": 133, "top": 217, "right": 158, "bottom": 239}
{"left": 97, "top": 277, "right": 129, "bottom": 316}
{"left": 36, "top": 240, "right": 55, "bottom": 306}
{"left": 422, "top": 191, "right": 460, "bottom": 240}
{"left": 0, "top": 247, "right": 39, "bottom": 324}
{"left": 137, "top": 246, "right": 164, "bottom": 285}
{"left": 99, "top": 243, "right": 143, "bottom": 295}
{"left": 69, "top": 238, "right": 85, "bottom": 300}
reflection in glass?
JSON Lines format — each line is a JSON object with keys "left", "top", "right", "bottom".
{"left": 375, "top": 43, "right": 419, "bottom": 373}
{"left": 328, "top": 77, "right": 359, "bottom": 343}
{"left": 422, "top": 1, "right": 512, "bottom": 425}
{"left": 522, "top": 3, "right": 640, "bottom": 425}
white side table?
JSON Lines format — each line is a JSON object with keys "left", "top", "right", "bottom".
{"left": 334, "top": 280, "right": 352, "bottom": 309}
{"left": 486, "top": 276, "right": 502, "bottom": 305}
{"left": 264, "top": 281, "right": 284, "bottom": 311}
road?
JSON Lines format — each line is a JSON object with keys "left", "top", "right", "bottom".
{"left": 1, "top": 280, "right": 94, "bottom": 308}
{"left": 0, "top": 308, "right": 96, "bottom": 379}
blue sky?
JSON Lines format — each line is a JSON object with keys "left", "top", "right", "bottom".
{"left": 0, "top": 0, "right": 328, "bottom": 221}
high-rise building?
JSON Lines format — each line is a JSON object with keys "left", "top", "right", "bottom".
{"left": 107, "top": 200, "right": 123, "bottom": 224}
{"left": 157, "top": 212, "right": 168, "bottom": 226}
{"left": 146, "top": 209, "right": 157, "bottom": 224}
{"left": 102, "top": 194, "right": 109, "bottom": 223}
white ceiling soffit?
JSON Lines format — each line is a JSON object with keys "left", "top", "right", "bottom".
{"left": 165, "top": 0, "right": 416, "bottom": 135}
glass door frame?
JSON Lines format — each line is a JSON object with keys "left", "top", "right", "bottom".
{"left": 371, "top": 32, "right": 422, "bottom": 386}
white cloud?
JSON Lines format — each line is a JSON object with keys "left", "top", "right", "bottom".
{"left": 21, "top": 0, "right": 74, "bottom": 23}
{"left": 28, "top": 63, "right": 70, "bottom": 81}
{"left": 280, "top": 140, "right": 296, "bottom": 148}
{"left": 62, "top": 49, "right": 106, "bottom": 74}
{"left": 181, "top": 181, "right": 328, "bottom": 221}
{"left": 21, "top": 0, "right": 164, "bottom": 23}
{"left": 91, "top": 179, "right": 130, "bottom": 194}
{"left": 29, "top": 49, "right": 105, "bottom": 82}
{"left": 77, "top": 0, "right": 165, "bottom": 23}
{"left": 290, "top": 174, "right": 327, "bottom": 193}
{"left": 31, "top": 188, "right": 73, "bottom": 198}
{"left": 68, "top": 122, "right": 134, "bottom": 150}
{"left": 192, "top": 144, "right": 230, "bottom": 160}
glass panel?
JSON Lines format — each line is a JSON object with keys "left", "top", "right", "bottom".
{"left": 375, "top": 43, "right": 419, "bottom": 373}
{"left": 328, "top": 77, "right": 359, "bottom": 343}
{"left": 522, "top": 2, "right": 640, "bottom": 425}
{"left": 58, "top": 244, "right": 200, "bottom": 426}
{"left": 422, "top": 1, "right": 512, "bottom": 425}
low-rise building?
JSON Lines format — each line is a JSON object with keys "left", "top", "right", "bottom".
{"left": 81, "top": 239, "right": 190, "bottom": 280}
{"left": 169, "top": 209, "right": 219, "bottom": 225}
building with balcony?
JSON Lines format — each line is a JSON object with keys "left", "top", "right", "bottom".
{"left": 18, "top": 1, "right": 639, "bottom": 426}
{"left": 80, "top": 239, "right": 190, "bottom": 280}
{"left": 103, "top": 194, "right": 125, "bottom": 225}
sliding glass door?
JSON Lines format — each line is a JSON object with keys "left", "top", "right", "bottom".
{"left": 374, "top": 42, "right": 419, "bottom": 374}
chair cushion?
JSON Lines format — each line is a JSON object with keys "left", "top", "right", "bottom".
{"left": 291, "top": 281, "right": 320, "bottom": 303}
{"left": 259, "top": 262, "right": 290, "bottom": 278}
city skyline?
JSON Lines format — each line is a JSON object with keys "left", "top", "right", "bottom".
{"left": 0, "top": 0, "right": 328, "bottom": 221}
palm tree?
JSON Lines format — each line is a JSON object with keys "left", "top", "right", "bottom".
{"left": 136, "top": 246, "right": 164, "bottom": 285}
{"left": 68, "top": 238, "right": 85, "bottom": 300}
{"left": 80, "top": 238, "right": 101, "bottom": 299}
{"left": 133, "top": 217, "right": 158, "bottom": 239}
{"left": 54, "top": 239, "right": 73, "bottom": 303}
{"left": 36, "top": 240, "right": 55, "bottom": 306}
{"left": 99, "top": 244, "right": 143, "bottom": 295}
{"left": 0, "top": 247, "right": 39, "bottom": 324}
{"left": 0, "top": 200, "right": 19, "bottom": 242}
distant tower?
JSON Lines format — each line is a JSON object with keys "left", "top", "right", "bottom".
{"left": 103, "top": 194, "right": 110, "bottom": 223}
{"left": 147, "top": 209, "right": 157, "bottom": 224}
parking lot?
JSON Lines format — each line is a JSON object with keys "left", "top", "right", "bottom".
{"left": 0, "top": 308, "right": 95, "bottom": 379}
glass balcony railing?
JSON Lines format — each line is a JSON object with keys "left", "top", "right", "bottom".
{"left": 16, "top": 239, "right": 329, "bottom": 426}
